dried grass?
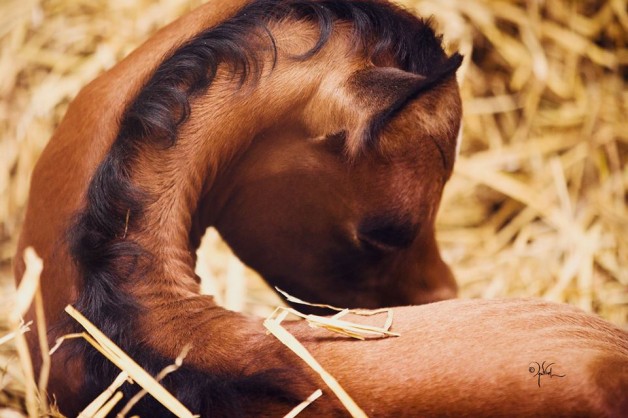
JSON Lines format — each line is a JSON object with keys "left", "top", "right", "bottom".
{"left": 282, "top": 389, "right": 322, "bottom": 418}
{"left": 0, "top": 0, "right": 626, "bottom": 415}
{"left": 61, "top": 306, "right": 195, "bottom": 418}
{"left": 416, "top": 0, "right": 627, "bottom": 326}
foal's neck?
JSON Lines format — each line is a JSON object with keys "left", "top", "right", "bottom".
{"left": 128, "top": 23, "right": 352, "bottom": 299}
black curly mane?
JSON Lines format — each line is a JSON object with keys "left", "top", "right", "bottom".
{"left": 66, "top": 0, "right": 460, "bottom": 415}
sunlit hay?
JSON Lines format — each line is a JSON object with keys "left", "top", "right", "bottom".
{"left": 0, "top": 320, "right": 31, "bottom": 347}
{"left": 0, "top": 0, "right": 626, "bottom": 416}
{"left": 49, "top": 331, "right": 191, "bottom": 417}
{"left": 404, "top": 0, "right": 627, "bottom": 325}
{"left": 0, "top": 0, "right": 624, "bottom": 321}
{"left": 0, "top": 319, "right": 32, "bottom": 415}
{"left": 195, "top": 228, "right": 285, "bottom": 316}
{"left": 11, "top": 248, "right": 42, "bottom": 418}
{"left": 0, "top": 247, "right": 64, "bottom": 417}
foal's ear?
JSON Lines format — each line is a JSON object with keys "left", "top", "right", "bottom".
{"left": 343, "top": 53, "right": 463, "bottom": 155}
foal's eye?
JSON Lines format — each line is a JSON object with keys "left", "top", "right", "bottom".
{"left": 357, "top": 216, "right": 418, "bottom": 253}
{"left": 320, "top": 131, "right": 347, "bottom": 154}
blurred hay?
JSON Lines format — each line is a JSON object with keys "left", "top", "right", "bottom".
{"left": 415, "top": 0, "right": 627, "bottom": 326}
{"left": 0, "top": 0, "right": 626, "bottom": 415}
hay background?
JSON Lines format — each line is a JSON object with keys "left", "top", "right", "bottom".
{"left": 0, "top": 0, "right": 626, "bottom": 415}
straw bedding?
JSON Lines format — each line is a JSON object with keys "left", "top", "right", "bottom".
{"left": 0, "top": 0, "right": 626, "bottom": 415}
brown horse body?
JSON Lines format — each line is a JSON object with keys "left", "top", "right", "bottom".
{"left": 14, "top": 0, "right": 627, "bottom": 416}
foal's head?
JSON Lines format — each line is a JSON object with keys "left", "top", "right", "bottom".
{"left": 200, "top": 4, "right": 463, "bottom": 310}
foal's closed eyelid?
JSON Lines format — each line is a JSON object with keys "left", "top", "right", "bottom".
{"left": 358, "top": 235, "right": 400, "bottom": 254}
{"left": 357, "top": 217, "right": 419, "bottom": 252}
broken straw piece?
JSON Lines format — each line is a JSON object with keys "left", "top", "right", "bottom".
{"left": 275, "top": 288, "right": 397, "bottom": 334}
{"left": 283, "top": 389, "right": 323, "bottom": 418}
{"left": 92, "top": 391, "right": 124, "bottom": 418}
{"left": 78, "top": 371, "right": 130, "bottom": 418}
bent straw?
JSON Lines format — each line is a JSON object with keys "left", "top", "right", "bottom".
{"left": 275, "top": 287, "right": 397, "bottom": 334}
{"left": 264, "top": 308, "right": 368, "bottom": 418}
